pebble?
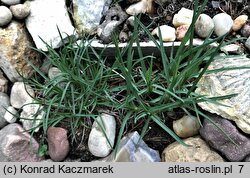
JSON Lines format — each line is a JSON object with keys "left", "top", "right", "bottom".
{"left": 10, "top": 82, "right": 34, "bottom": 109}
{"left": 0, "top": 71, "right": 8, "bottom": 93}
{"left": 213, "top": 13, "right": 233, "bottom": 36}
{"left": 176, "top": 25, "right": 189, "bottom": 40}
{"left": 173, "top": 115, "right": 200, "bottom": 138}
{"left": 162, "top": 136, "right": 224, "bottom": 162}
{"left": 126, "top": 0, "right": 154, "bottom": 15}
{"left": 1, "top": 0, "right": 21, "bottom": 5}
{"left": 48, "top": 67, "right": 62, "bottom": 80}
{"left": 99, "top": 131, "right": 160, "bottom": 162}
{"left": 20, "top": 102, "right": 45, "bottom": 132}
{"left": 88, "top": 113, "right": 116, "bottom": 157}
{"left": 0, "top": 123, "right": 43, "bottom": 161}
{"left": 47, "top": 127, "right": 69, "bottom": 162}
{"left": 10, "top": 3, "right": 31, "bottom": 20}
{"left": 200, "top": 116, "right": 250, "bottom": 161}
{"left": 245, "top": 37, "right": 250, "bottom": 51}
{"left": 151, "top": 25, "right": 176, "bottom": 42}
{"left": 0, "top": 6, "right": 13, "bottom": 27}
{"left": 172, "top": 8, "right": 193, "bottom": 27}
{"left": 0, "top": 92, "right": 10, "bottom": 128}
{"left": 4, "top": 106, "right": 18, "bottom": 124}
{"left": 195, "top": 14, "right": 214, "bottom": 38}
{"left": 232, "top": 15, "right": 248, "bottom": 31}
{"left": 241, "top": 24, "right": 250, "bottom": 37}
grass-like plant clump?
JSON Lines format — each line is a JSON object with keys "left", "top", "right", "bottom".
{"left": 24, "top": 0, "right": 241, "bottom": 157}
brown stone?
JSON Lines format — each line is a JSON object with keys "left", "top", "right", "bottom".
{"left": 0, "top": 21, "right": 41, "bottom": 82}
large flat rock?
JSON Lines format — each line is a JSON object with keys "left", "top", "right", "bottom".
{"left": 195, "top": 55, "right": 250, "bottom": 134}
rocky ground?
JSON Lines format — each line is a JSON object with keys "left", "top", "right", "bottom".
{"left": 0, "top": 0, "right": 250, "bottom": 162}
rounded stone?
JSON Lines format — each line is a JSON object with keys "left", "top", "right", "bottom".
{"left": 172, "top": 8, "right": 193, "bottom": 27}
{"left": 10, "top": 3, "right": 30, "bottom": 20}
{"left": 151, "top": 25, "right": 176, "bottom": 42}
{"left": 213, "top": 13, "right": 233, "bottom": 37}
{"left": 1, "top": 0, "right": 21, "bottom": 5}
{"left": 232, "top": 15, "right": 248, "bottom": 31}
{"left": 88, "top": 114, "right": 116, "bottom": 157}
{"left": 173, "top": 115, "right": 200, "bottom": 138}
{"left": 47, "top": 127, "right": 69, "bottom": 162}
{"left": 245, "top": 37, "right": 250, "bottom": 51}
{"left": 195, "top": 14, "right": 214, "bottom": 38}
{"left": 176, "top": 25, "right": 189, "bottom": 40}
{"left": 4, "top": 106, "right": 18, "bottom": 124}
{"left": 0, "top": 6, "right": 13, "bottom": 27}
{"left": 241, "top": 24, "right": 250, "bottom": 37}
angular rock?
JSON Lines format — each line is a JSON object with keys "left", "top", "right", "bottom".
{"left": 162, "top": 136, "right": 224, "bottom": 162}
{"left": 199, "top": 116, "right": 250, "bottom": 161}
{"left": 99, "top": 131, "right": 160, "bottom": 162}
{"left": 10, "top": 82, "right": 34, "bottom": 109}
{"left": 176, "top": 25, "right": 189, "bottom": 40}
{"left": 0, "top": 6, "right": 12, "bottom": 27}
{"left": 232, "top": 15, "right": 248, "bottom": 31}
{"left": 0, "top": 123, "right": 43, "bottom": 161}
{"left": 246, "top": 37, "right": 250, "bottom": 51}
{"left": 20, "top": 102, "right": 45, "bottom": 132}
{"left": 213, "top": 13, "right": 233, "bottom": 36}
{"left": 73, "top": 0, "right": 112, "bottom": 35}
{"left": 25, "top": 0, "right": 76, "bottom": 51}
{"left": 1, "top": 0, "right": 21, "bottom": 5}
{"left": 195, "top": 14, "right": 214, "bottom": 38}
{"left": 152, "top": 25, "right": 176, "bottom": 42}
{"left": 241, "top": 24, "right": 250, "bottom": 37}
{"left": 97, "top": 5, "right": 128, "bottom": 43}
{"left": 173, "top": 115, "right": 200, "bottom": 138}
{"left": 172, "top": 8, "right": 193, "bottom": 27}
{"left": 195, "top": 55, "right": 250, "bottom": 134}
{"left": 0, "top": 92, "right": 10, "bottom": 128}
{"left": 4, "top": 106, "right": 18, "bottom": 124}
{"left": 0, "top": 21, "right": 41, "bottom": 82}
{"left": 88, "top": 113, "right": 116, "bottom": 157}
{"left": 47, "top": 127, "right": 69, "bottom": 162}
{"left": 221, "top": 44, "right": 244, "bottom": 54}
{"left": 0, "top": 70, "right": 8, "bottom": 93}
{"left": 10, "top": 3, "right": 31, "bottom": 20}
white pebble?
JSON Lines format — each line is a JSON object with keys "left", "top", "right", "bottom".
{"left": 4, "top": 106, "right": 18, "bottom": 123}
{"left": 1, "top": 0, "right": 21, "bottom": 5}
{"left": 213, "top": 13, "right": 233, "bottom": 37}
{"left": 152, "top": 25, "right": 176, "bottom": 42}
{"left": 0, "top": 6, "right": 13, "bottom": 27}
{"left": 172, "top": 8, "right": 193, "bottom": 27}
{"left": 195, "top": 14, "right": 214, "bottom": 38}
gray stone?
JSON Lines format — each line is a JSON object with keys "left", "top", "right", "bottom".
{"left": 195, "top": 55, "right": 250, "bottom": 134}
{"left": 0, "top": 123, "right": 43, "bottom": 161}
{"left": 20, "top": 102, "right": 44, "bottom": 132}
{"left": 195, "top": 14, "right": 214, "bottom": 38}
{"left": 73, "top": 0, "right": 112, "bottom": 35}
{"left": 173, "top": 115, "right": 200, "bottom": 138}
{"left": 0, "top": 70, "right": 8, "bottom": 93}
{"left": 241, "top": 24, "right": 250, "bottom": 37}
{"left": 0, "top": 92, "right": 10, "bottom": 128}
{"left": 10, "top": 3, "right": 30, "bottom": 20}
{"left": 244, "top": 155, "right": 250, "bottom": 162}
{"left": 162, "top": 136, "right": 224, "bottom": 162}
{"left": 4, "top": 106, "right": 18, "bottom": 124}
{"left": 1, "top": 0, "right": 21, "bottom": 5}
{"left": 10, "top": 82, "right": 34, "bottom": 109}
{"left": 25, "top": 0, "right": 76, "bottom": 51}
{"left": 0, "top": 6, "right": 12, "bottom": 27}
{"left": 88, "top": 113, "right": 116, "bottom": 157}
{"left": 97, "top": 5, "right": 128, "bottom": 43}
{"left": 246, "top": 37, "right": 250, "bottom": 51}
{"left": 213, "top": 13, "right": 233, "bottom": 36}
{"left": 0, "top": 21, "right": 41, "bottom": 82}
{"left": 48, "top": 67, "right": 62, "bottom": 80}
{"left": 47, "top": 127, "right": 69, "bottom": 162}
{"left": 200, "top": 116, "right": 250, "bottom": 161}
{"left": 100, "top": 131, "right": 160, "bottom": 162}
